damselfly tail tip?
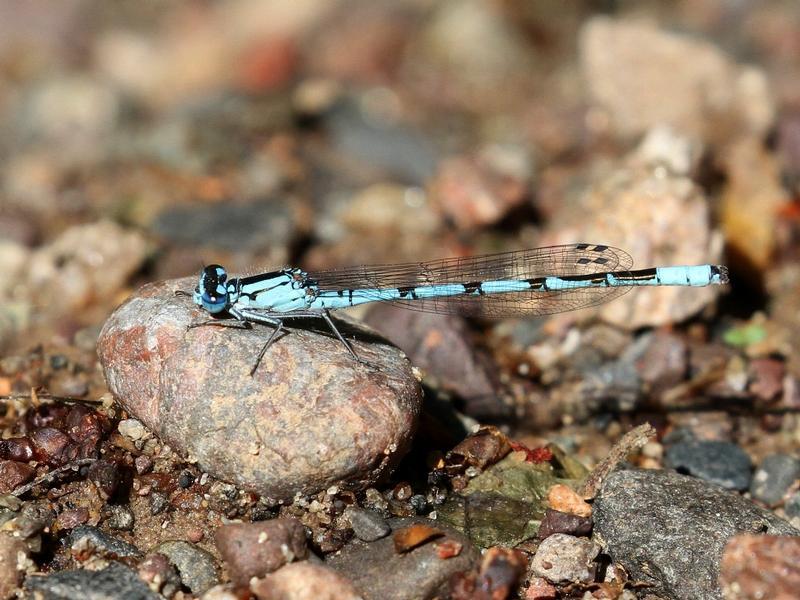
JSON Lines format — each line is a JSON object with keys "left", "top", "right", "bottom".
{"left": 712, "top": 265, "right": 729, "bottom": 285}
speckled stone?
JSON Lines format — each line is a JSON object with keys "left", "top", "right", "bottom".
{"left": 97, "top": 277, "right": 422, "bottom": 501}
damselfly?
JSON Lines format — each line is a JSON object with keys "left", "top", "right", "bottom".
{"left": 181, "top": 244, "right": 728, "bottom": 373}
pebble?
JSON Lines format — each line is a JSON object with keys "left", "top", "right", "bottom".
{"left": 68, "top": 525, "right": 142, "bottom": 558}
{"left": 0, "top": 460, "right": 35, "bottom": 494}
{"left": 664, "top": 439, "right": 752, "bottom": 490}
{"left": 153, "top": 540, "right": 220, "bottom": 595}
{"left": 30, "top": 428, "right": 74, "bottom": 465}
{"left": 546, "top": 484, "right": 591, "bottom": 518}
{"left": 536, "top": 509, "right": 592, "bottom": 540}
{"left": 344, "top": 507, "right": 391, "bottom": 542}
{"left": 457, "top": 546, "right": 527, "bottom": 599}
{"left": 548, "top": 136, "right": 723, "bottom": 329}
{"left": 200, "top": 583, "right": 241, "bottom": 600}
{"left": 363, "top": 306, "right": 506, "bottom": 420}
{"left": 214, "top": 518, "right": 308, "bottom": 585}
{"left": 325, "top": 517, "right": 479, "bottom": 600}
{"left": 593, "top": 469, "right": 799, "bottom": 600}
{"left": 97, "top": 277, "right": 422, "bottom": 501}
{"left": 152, "top": 199, "right": 296, "bottom": 253}
{"left": 118, "top": 419, "right": 149, "bottom": 442}
{"left": 636, "top": 331, "right": 689, "bottom": 394}
{"left": 720, "top": 534, "right": 800, "bottom": 600}
{"left": 25, "top": 220, "right": 147, "bottom": 315}
{"left": 325, "top": 97, "right": 438, "bottom": 185}
{"left": 411, "top": 0, "right": 533, "bottom": 111}
{"left": 251, "top": 562, "right": 362, "bottom": 600}
{"left": 749, "top": 454, "right": 800, "bottom": 506}
{"left": 785, "top": 491, "right": 800, "bottom": 520}
{"left": 138, "top": 553, "right": 182, "bottom": 599}
{"left": 529, "top": 533, "right": 599, "bottom": 584}
{"left": 55, "top": 507, "right": 90, "bottom": 530}
{"left": 103, "top": 504, "right": 135, "bottom": 531}
{"left": 0, "top": 533, "right": 29, "bottom": 599}
{"left": 24, "top": 561, "right": 160, "bottom": 600}
{"left": 523, "top": 577, "right": 557, "bottom": 600}
{"left": 430, "top": 149, "right": 530, "bottom": 230}
{"left": 747, "top": 357, "right": 786, "bottom": 403}
{"left": 149, "top": 492, "right": 169, "bottom": 516}
{"left": 580, "top": 17, "right": 773, "bottom": 140}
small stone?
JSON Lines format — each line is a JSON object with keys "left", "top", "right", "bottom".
{"left": 325, "top": 517, "right": 478, "bottom": 600}
{"left": 446, "top": 426, "right": 512, "bottom": 471}
{"left": 362, "top": 306, "right": 504, "bottom": 419}
{"left": 344, "top": 507, "right": 390, "bottom": 542}
{"left": 720, "top": 535, "right": 800, "bottom": 600}
{"left": 87, "top": 460, "right": 120, "bottom": 499}
{"left": 134, "top": 455, "right": 153, "bottom": 474}
{"left": 138, "top": 553, "right": 181, "bottom": 599}
{"left": 0, "top": 533, "right": 29, "bottom": 599}
{"left": 200, "top": 583, "right": 241, "bottom": 600}
{"left": 0, "top": 461, "right": 35, "bottom": 494}
{"left": 25, "top": 561, "right": 159, "bottom": 600}
{"left": 523, "top": 576, "right": 557, "bottom": 600}
{"left": 636, "top": 331, "right": 689, "bottom": 394}
{"left": 546, "top": 484, "right": 591, "bottom": 518}
{"left": 251, "top": 562, "right": 362, "bottom": 600}
{"left": 153, "top": 199, "right": 296, "bottom": 253}
{"left": 118, "top": 419, "right": 148, "bottom": 442}
{"left": 749, "top": 454, "right": 800, "bottom": 506}
{"left": 530, "top": 533, "right": 599, "bottom": 584}
{"left": 477, "top": 547, "right": 528, "bottom": 598}
{"left": 178, "top": 470, "right": 195, "bottom": 488}
{"left": 430, "top": 149, "right": 530, "bottom": 230}
{"left": 214, "top": 518, "right": 307, "bottom": 585}
{"left": 68, "top": 525, "right": 142, "bottom": 558}
{"left": 98, "top": 277, "right": 422, "bottom": 501}
{"left": 0, "top": 438, "right": 34, "bottom": 462}
{"left": 537, "top": 509, "right": 592, "bottom": 540}
{"left": 49, "top": 373, "right": 89, "bottom": 398}
{"left": 103, "top": 504, "right": 135, "bottom": 531}
{"left": 154, "top": 540, "right": 220, "bottom": 595}
{"left": 580, "top": 17, "right": 773, "bottom": 140}
{"left": 664, "top": 440, "right": 752, "bottom": 490}
{"left": 30, "top": 428, "right": 74, "bottom": 465}
{"left": 149, "top": 491, "right": 169, "bottom": 515}
{"left": 12, "top": 503, "right": 54, "bottom": 538}
{"left": 748, "top": 358, "right": 786, "bottom": 403}
{"left": 785, "top": 491, "right": 800, "bottom": 519}
{"left": 55, "top": 507, "right": 90, "bottom": 531}
{"left": 25, "top": 220, "right": 147, "bottom": 315}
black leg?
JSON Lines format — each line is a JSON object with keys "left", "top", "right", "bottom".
{"left": 250, "top": 320, "right": 285, "bottom": 376}
{"left": 187, "top": 320, "right": 251, "bottom": 331}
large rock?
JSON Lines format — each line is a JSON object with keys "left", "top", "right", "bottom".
{"left": 98, "top": 278, "right": 422, "bottom": 501}
{"left": 593, "top": 469, "right": 799, "bottom": 600}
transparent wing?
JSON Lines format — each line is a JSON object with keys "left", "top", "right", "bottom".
{"left": 310, "top": 244, "right": 635, "bottom": 317}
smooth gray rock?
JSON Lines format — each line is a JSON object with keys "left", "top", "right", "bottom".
{"left": 664, "top": 439, "right": 752, "bottom": 490}
{"left": 750, "top": 454, "right": 800, "bottom": 506}
{"left": 153, "top": 540, "right": 220, "bottom": 595}
{"left": 68, "top": 525, "right": 141, "bottom": 558}
{"left": 593, "top": 469, "right": 799, "bottom": 600}
{"left": 326, "top": 517, "right": 479, "bottom": 600}
{"left": 25, "top": 561, "right": 159, "bottom": 600}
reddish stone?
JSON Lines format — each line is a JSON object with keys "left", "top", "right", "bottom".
{"left": 251, "top": 562, "right": 361, "bottom": 600}
{"left": 0, "top": 460, "right": 35, "bottom": 494}
{"left": 215, "top": 518, "right": 308, "bottom": 585}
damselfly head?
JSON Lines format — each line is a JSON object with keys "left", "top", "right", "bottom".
{"left": 195, "top": 264, "right": 229, "bottom": 314}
